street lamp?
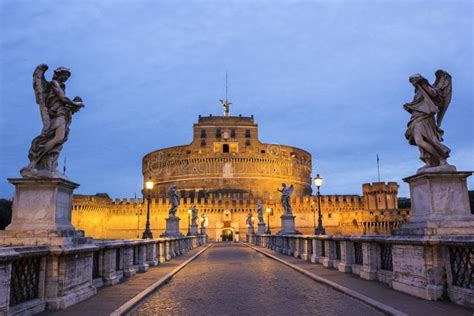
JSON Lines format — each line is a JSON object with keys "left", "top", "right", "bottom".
{"left": 314, "top": 174, "right": 325, "bottom": 235}
{"left": 266, "top": 207, "right": 272, "bottom": 234}
{"left": 142, "top": 179, "right": 154, "bottom": 239}
{"left": 187, "top": 209, "right": 192, "bottom": 236}
{"left": 311, "top": 201, "right": 316, "bottom": 235}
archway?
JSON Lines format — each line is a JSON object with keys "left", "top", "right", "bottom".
{"left": 222, "top": 228, "right": 233, "bottom": 241}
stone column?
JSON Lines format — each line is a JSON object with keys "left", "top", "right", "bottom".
{"left": 338, "top": 240, "right": 354, "bottom": 273}
{"left": 44, "top": 246, "right": 97, "bottom": 310}
{"left": 300, "top": 238, "right": 310, "bottom": 261}
{"left": 136, "top": 244, "right": 149, "bottom": 272}
{"left": 359, "top": 242, "right": 378, "bottom": 280}
{"left": 311, "top": 239, "right": 324, "bottom": 264}
{"left": 322, "top": 240, "right": 336, "bottom": 269}
{"left": 391, "top": 240, "right": 445, "bottom": 300}
{"left": 122, "top": 245, "right": 136, "bottom": 277}
{"left": 0, "top": 248, "right": 19, "bottom": 314}
{"left": 146, "top": 241, "right": 158, "bottom": 267}
{"left": 257, "top": 223, "right": 266, "bottom": 235}
{"left": 293, "top": 237, "right": 301, "bottom": 258}
{"left": 102, "top": 247, "right": 122, "bottom": 285}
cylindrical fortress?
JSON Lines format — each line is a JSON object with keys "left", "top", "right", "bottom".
{"left": 143, "top": 115, "right": 312, "bottom": 198}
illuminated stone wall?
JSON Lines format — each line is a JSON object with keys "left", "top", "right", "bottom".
{"left": 72, "top": 182, "right": 410, "bottom": 241}
{"left": 142, "top": 115, "right": 313, "bottom": 198}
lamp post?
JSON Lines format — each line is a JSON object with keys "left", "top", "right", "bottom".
{"left": 266, "top": 207, "right": 272, "bottom": 234}
{"left": 314, "top": 174, "right": 325, "bottom": 235}
{"left": 142, "top": 179, "right": 154, "bottom": 239}
{"left": 311, "top": 201, "right": 316, "bottom": 235}
{"left": 187, "top": 209, "right": 192, "bottom": 236}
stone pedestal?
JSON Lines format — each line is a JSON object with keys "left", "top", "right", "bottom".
{"left": 200, "top": 227, "right": 206, "bottom": 236}
{"left": 190, "top": 224, "right": 199, "bottom": 235}
{"left": 397, "top": 171, "right": 474, "bottom": 235}
{"left": 257, "top": 222, "right": 266, "bottom": 235}
{"left": 0, "top": 178, "right": 89, "bottom": 246}
{"left": 277, "top": 214, "right": 301, "bottom": 235}
{"left": 160, "top": 216, "right": 183, "bottom": 237}
{"left": 247, "top": 225, "right": 255, "bottom": 235}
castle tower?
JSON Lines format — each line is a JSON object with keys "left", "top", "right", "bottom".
{"left": 362, "top": 182, "right": 399, "bottom": 210}
{"left": 142, "top": 113, "right": 313, "bottom": 199}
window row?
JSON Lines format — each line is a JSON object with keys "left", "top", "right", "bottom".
{"left": 200, "top": 129, "right": 251, "bottom": 138}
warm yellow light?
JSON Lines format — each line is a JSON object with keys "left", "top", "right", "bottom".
{"left": 188, "top": 209, "right": 192, "bottom": 214}
{"left": 145, "top": 180, "right": 154, "bottom": 190}
{"left": 266, "top": 208, "right": 271, "bottom": 213}
{"left": 314, "top": 174, "right": 323, "bottom": 188}
{"left": 251, "top": 216, "right": 254, "bottom": 221}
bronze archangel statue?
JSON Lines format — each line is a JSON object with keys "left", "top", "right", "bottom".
{"left": 21, "top": 64, "right": 84, "bottom": 178}
{"left": 404, "top": 70, "right": 456, "bottom": 173}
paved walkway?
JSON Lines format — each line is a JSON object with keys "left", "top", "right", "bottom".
{"left": 39, "top": 246, "right": 207, "bottom": 316}
{"left": 129, "top": 243, "right": 384, "bottom": 315}
{"left": 245, "top": 243, "right": 472, "bottom": 316}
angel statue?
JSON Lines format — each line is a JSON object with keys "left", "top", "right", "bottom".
{"left": 278, "top": 183, "right": 294, "bottom": 215}
{"left": 191, "top": 205, "right": 199, "bottom": 226}
{"left": 21, "top": 64, "right": 84, "bottom": 178}
{"left": 403, "top": 70, "right": 456, "bottom": 173}
{"left": 257, "top": 200, "right": 264, "bottom": 224}
{"left": 219, "top": 99, "right": 231, "bottom": 117}
{"left": 247, "top": 212, "right": 253, "bottom": 227}
{"left": 168, "top": 185, "right": 180, "bottom": 217}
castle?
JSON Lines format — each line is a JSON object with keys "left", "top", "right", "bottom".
{"left": 72, "top": 108, "right": 409, "bottom": 241}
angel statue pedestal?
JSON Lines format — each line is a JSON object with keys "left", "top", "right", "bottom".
{"left": 257, "top": 222, "right": 266, "bottom": 235}
{"left": 277, "top": 214, "right": 301, "bottom": 235}
{"left": 397, "top": 171, "right": 474, "bottom": 236}
{"left": 0, "top": 178, "right": 90, "bottom": 246}
{"left": 190, "top": 223, "right": 199, "bottom": 235}
{"left": 161, "top": 216, "right": 183, "bottom": 237}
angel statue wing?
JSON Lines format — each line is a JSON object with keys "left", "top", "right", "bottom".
{"left": 433, "top": 69, "right": 452, "bottom": 127}
{"left": 32, "top": 64, "right": 50, "bottom": 132}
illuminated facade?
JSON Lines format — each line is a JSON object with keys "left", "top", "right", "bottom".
{"left": 72, "top": 112, "right": 409, "bottom": 241}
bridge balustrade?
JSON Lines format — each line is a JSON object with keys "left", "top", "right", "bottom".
{"left": 0, "top": 235, "right": 207, "bottom": 315}
{"left": 248, "top": 234, "right": 474, "bottom": 308}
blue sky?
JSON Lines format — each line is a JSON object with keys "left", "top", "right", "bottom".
{"left": 0, "top": 0, "right": 472, "bottom": 199}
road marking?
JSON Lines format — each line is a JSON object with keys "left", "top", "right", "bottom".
{"left": 110, "top": 243, "right": 214, "bottom": 316}
{"left": 242, "top": 242, "right": 408, "bottom": 316}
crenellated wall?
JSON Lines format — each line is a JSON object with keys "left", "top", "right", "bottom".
{"left": 72, "top": 182, "right": 410, "bottom": 240}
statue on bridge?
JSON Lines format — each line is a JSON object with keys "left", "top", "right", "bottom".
{"left": 21, "top": 64, "right": 85, "bottom": 178}
{"left": 403, "top": 69, "right": 456, "bottom": 173}
{"left": 247, "top": 212, "right": 253, "bottom": 227}
{"left": 257, "top": 200, "right": 264, "bottom": 224}
{"left": 278, "top": 183, "right": 294, "bottom": 215}
{"left": 168, "top": 185, "right": 180, "bottom": 217}
{"left": 191, "top": 205, "right": 199, "bottom": 226}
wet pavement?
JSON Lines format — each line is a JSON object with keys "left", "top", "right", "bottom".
{"left": 129, "top": 243, "right": 382, "bottom": 316}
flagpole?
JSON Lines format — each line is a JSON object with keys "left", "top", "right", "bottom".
{"left": 377, "top": 154, "right": 380, "bottom": 182}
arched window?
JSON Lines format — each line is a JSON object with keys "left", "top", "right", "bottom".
{"left": 223, "top": 144, "right": 230, "bottom": 153}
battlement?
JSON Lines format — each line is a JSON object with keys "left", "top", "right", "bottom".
{"left": 73, "top": 192, "right": 365, "bottom": 214}
{"left": 197, "top": 115, "right": 255, "bottom": 125}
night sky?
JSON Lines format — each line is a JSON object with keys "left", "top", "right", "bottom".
{"left": 1, "top": 0, "right": 472, "bottom": 199}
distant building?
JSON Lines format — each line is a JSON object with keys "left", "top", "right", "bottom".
{"left": 72, "top": 109, "right": 409, "bottom": 240}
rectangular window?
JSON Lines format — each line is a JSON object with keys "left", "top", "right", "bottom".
{"left": 230, "top": 129, "right": 236, "bottom": 138}
{"left": 200, "top": 129, "right": 206, "bottom": 138}
{"left": 245, "top": 130, "right": 251, "bottom": 138}
{"left": 216, "top": 128, "right": 221, "bottom": 138}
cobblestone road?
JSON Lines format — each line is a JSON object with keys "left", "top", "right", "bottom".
{"left": 129, "top": 243, "right": 383, "bottom": 316}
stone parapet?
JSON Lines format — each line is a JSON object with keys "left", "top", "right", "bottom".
{"left": 0, "top": 235, "right": 207, "bottom": 315}
{"left": 248, "top": 234, "right": 474, "bottom": 309}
